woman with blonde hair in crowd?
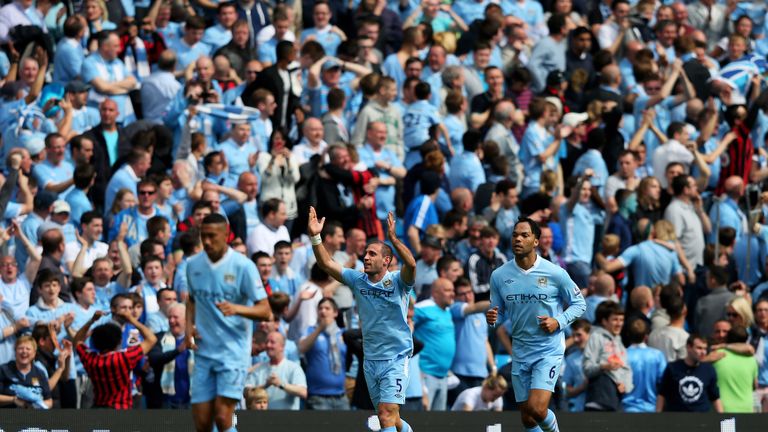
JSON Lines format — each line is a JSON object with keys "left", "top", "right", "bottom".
{"left": 727, "top": 296, "right": 755, "bottom": 331}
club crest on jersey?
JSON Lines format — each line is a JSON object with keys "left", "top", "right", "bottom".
{"left": 538, "top": 277, "right": 547, "bottom": 288}
{"left": 224, "top": 274, "right": 236, "bottom": 283}
{"left": 383, "top": 279, "right": 392, "bottom": 288}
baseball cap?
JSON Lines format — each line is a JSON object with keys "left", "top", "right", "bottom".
{"left": 0, "top": 81, "right": 25, "bottom": 100}
{"left": 321, "top": 59, "right": 342, "bottom": 72}
{"left": 34, "top": 190, "right": 57, "bottom": 211}
{"left": 52, "top": 200, "right": 71, "bottom": 214}
{"left": 420, "top": 171, "right": 441, "bottom": 196}
{"left": 37, "top": 221, "right": 62, "bottom": 238}
{"left": 546, "top": 70, "right": 565, "bottom": 87}
{"left": 65, "top": 80, "right": 91, "bottom": 93}
{"left": 422, "top": 236, "right": 442, "bottom": 250}
{"left": 21, "top": 133, "right": 45, "bottom": 157}
{"left": 562, "top": 112, "right": 589, "bottom": 128}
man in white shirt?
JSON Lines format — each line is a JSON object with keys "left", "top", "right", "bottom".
{"left": 652, "top": 122, "right": 695, "bottom": 189}
{"left": 247, "top": 198, "right": 290, "bottom": 255}
{"left": 245, "top": 330, "right": 307, "bottom": 410}
{"left": 64, "top": 211, "right": 109, "bottom": 273}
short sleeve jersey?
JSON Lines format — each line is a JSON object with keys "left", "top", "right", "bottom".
{"left": 490, "top": 256, "right": 586, "bottom": 362}
{"left": 341, "top": 268, "right": 413, "bottom": 360}
{"left": 187, "top": 248, "right": 267, "bottom": 367}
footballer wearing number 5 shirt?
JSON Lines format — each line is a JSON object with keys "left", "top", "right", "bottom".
{"left": 308, "top": 207, "right": 417, "bottom": 432}
{"left": 486, "top": 217, "right": 586, "bottom": 432}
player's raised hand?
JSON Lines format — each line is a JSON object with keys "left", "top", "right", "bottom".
{"left": 486, "top": 306, "right": 499, "bottom": 326}
{"left": 307, "top": 206, "right": 325, "bottom": 237}
{"left": 386, "top": 211, "right": 397, "bottom": 241}
{"left": 537, "top": 316, "right": 559, "bottom": 333}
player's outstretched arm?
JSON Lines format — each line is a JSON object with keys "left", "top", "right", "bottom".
{"left": 386, "top": 211, "right": 416, "bottom": 285}
{"left": 308, "top": 206, "right": 344, "bottom": 283}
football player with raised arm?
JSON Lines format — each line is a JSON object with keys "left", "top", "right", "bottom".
{"left": 309, "top": 207, "right": 416, "bottom": 432}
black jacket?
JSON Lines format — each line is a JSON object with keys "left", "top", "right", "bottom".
{"left": 243, "top": 64, "right": 300, "bottom": 131}
{"left": 83, "top": 124, "right": 130, "bottom": 213}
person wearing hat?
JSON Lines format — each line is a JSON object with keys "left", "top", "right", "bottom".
{"left": 19, "top": 134, "right": 46, "bottom": 165}
{"left": 528, "top": 14, "right": 570, "bottom": 93}
{"left": 560, "top": 111, "right": 590, "bottom": 177}
{"left": 50, "top": 200, "right": 77, "bottom": 244}
{"left": 403, "top": 170, "right": 442, "bottom": 255}
{"left": 64, "top": 80, "right": 100, "bottom": 135}
{"left": 53, "top": 15, "right": 87, "bottom": 84}
{"left": 305, "top": 55, "right": 372, "bottom": 118}
{"left": 414, "top": 235, "right": 443, "bottom": 297}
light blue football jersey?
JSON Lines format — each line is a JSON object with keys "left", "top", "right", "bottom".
{"left": 187, "top": 248, "right": 267, "bottom": 367}
{"left": 341, "top": 268, "right": 413, "bottom": 361}
{"left": 490, "top": 255, "right": 586, "bottom": 361}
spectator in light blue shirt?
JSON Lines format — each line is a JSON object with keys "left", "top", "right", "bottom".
{"left": 53, "top": 16, "right": 86, "bottom": 84}
{"left": 520, "top": 98, "right": 564, "bottom": 198}
{"left": 202, "top": 3, "right": 237, "bottom": 53}
{"left": 560, "top": 177, "right": 603, "bottom": 288}
{"left": 81, "top": 32, "right": 137, "bottom": 125}
{"left": 64, "top": 80, "right": 101, "bottom": 135}
{"left": 140, "top": 51, "right": 181, "bottom": 122}
{"left": 563, "top": 319, "right": 591, "bottom": 412}
{"left": 448, "top": 278, "right": 493, "bottom": 407}
{"left": 527, "top": 15, "right": 568, "bottom": 92}
{"left": 257, "top": 11, "right": 292, "bottom": 66}
{"left": 443, "top": 89, "right": 467, "bottom": 155}
{"left": 449, "top": 129, "right": 485, "bottom": 191}
{"left": 493, "top": 179, "right": 520, "bottom": 258}
{"left": 573, "top": 130, "right": 610, "bottom": 198}
{"left": 104, "top": 147, "right": 151, "bottom": 217}
{"left": 356, "top": 121, "right": 405, "bottom": 223}
{"left": 66, "top": 164, "right": 96, "bottom": 227}
{"left": 31, "top": 133, "right": 74, "bottom": 198}
{"left": 623, "top": 319, "right": 667, "bottom": 412}
{"left": 171, "top": 16, "right": 210, "bottom": 70}
{"left": 300, "top": 2, "right": 345, "bottom": 56}
{"left": 414, "top": 278, "right": 456, "bottom": 411}
{"left": 154, "top": 5, "right": 183, "bottom": 47}
{"left": 708, "top": 176, "right": 747, "bottom": 243}
{"left": 597, "top": 220, "right": 685, "bottom": 289}
{"left": 404, "top": 82, "right": 450, "bottom": 168}
{"left": 452, "top": 0, "right": 492, "bottom": 24}
{"left": 216, "top": 121, "right": 262, "bottom": 177}
{"left": 298, "top": 298, "right": 349, "bottom": 410}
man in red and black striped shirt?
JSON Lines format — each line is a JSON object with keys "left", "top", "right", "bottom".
{"left": 73, "top": 310, "right": 157, "bottom": 409}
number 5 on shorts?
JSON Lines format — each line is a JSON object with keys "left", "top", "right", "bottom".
{"left": 396, "top": 378, "right": 402, "bottom": 393}
{"left": 549, "top": 366, "right": 556, "bottom": 379}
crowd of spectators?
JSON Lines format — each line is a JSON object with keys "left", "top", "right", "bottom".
{"left": 0, "top": 0, "right": 766, "bottom": 415}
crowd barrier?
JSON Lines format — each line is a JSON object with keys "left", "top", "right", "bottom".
{"left": 0, "top": 410, "right": 762, "bottom": 432}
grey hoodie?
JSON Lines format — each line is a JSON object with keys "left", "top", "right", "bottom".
{"left": 583, "top": 325, "right": 634, "bottom": 393}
